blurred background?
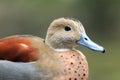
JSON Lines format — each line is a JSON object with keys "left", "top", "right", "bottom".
{"left": 0, "top": 0, "right": 119, "bottom": 80}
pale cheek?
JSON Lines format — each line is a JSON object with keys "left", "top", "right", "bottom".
{"left": 73, "top": 32, "right": 81, "bottom": 41}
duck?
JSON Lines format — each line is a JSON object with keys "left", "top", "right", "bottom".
{"left": 0, "top": 17, "right": 105, "bottom": 80}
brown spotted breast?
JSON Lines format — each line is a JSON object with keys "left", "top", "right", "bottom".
{"left": 56, "top": 50, "right": 88, "bottom": 80}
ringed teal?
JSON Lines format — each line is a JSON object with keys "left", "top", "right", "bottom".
{"left": 0, "top": 17, "right": 105, "bottom": 80}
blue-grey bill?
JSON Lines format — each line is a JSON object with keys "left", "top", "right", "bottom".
{"left": 76, "top": 33, "right": 105, "bottom": 53}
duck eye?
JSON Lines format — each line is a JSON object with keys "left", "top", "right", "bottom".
{"left": 64, "top": 26, "right": 71, "bottom": 31}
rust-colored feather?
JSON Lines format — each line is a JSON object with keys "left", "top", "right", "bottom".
{"left": 0, "top": 36, "right": 39, "bottom": 62}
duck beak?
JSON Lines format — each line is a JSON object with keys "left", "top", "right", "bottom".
{"left": 76, "top": 33, "right": 105, "bottom": 53}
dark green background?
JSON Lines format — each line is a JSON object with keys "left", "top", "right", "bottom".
{"left": 0, "top": 0, "right": 119, "bottom": 80}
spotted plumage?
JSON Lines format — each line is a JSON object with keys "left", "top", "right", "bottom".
{"left": 56, "top": 50, "right": 88, "bottom": 80}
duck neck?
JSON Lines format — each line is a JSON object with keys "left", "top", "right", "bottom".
{"left": 44, "top": 39, "right": 74, "bottom": 52}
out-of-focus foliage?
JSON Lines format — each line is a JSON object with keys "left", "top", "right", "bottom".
{"left": 0, "top": 0, "right": 120, "bottom": 80}
{"left": 0, "top": 0, "right": 77, "bottom": 38}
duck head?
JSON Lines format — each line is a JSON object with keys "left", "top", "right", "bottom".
{"left": 45, "top": 18, "right": 105, "bottom": 53}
